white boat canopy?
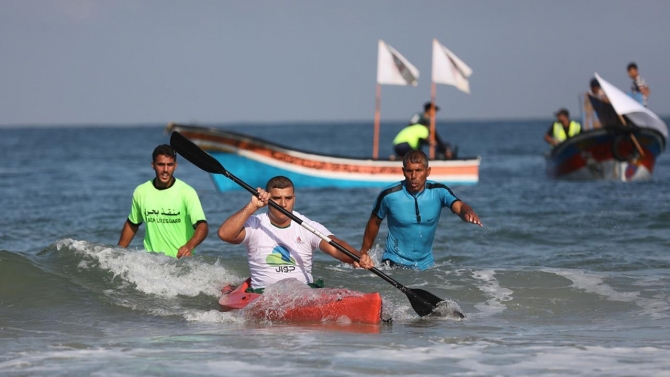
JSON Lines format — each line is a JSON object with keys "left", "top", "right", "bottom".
{"left": 595, "top": 73, "right": 668, "bottom": 139}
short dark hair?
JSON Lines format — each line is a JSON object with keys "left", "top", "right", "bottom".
{"left": 152, "top": 144, "right": 177, "bottom": 162}
{"left": 627, "top": 62, "right": 638, "bottom": 71}
{"left": 266, "top": 176, "right": 294, "bottom": 191}
{"left": 590, "top": 78, "right": 600, "bottom": 88}
{"left": 423, "top": 102, "right": 440, "bottom": 112}
{"left": 402, "top": 150, "right": 429, "bottom": 169}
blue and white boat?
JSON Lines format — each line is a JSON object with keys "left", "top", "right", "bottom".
{"left": 165, "top": 123, "right": 480, "bottom": 192}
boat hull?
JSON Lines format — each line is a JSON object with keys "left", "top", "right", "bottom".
{"left": 219, "top": 278, "right": 383, "bottom": 324}
{"left": 545, "top": 127, "right": 665, "bottom": 181}
{"left": 166, "top": 124, "right": 480, "bottom": 191}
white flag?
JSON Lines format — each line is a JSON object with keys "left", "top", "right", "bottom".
{"left": 431, "top": 39, "right": 472, "bottom": 94}
{"left": 595, "top": 73, "right": 667, "bottom": 138}
{"left": 377, "top": 40, "right": 419, "bottom": 86}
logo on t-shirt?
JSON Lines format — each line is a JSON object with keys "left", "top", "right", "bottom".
{"left": 266, "top": 244, "right": 297, "bottom": 273}
{"left": 144, "top": 208, "right": 182, "bottom": 224}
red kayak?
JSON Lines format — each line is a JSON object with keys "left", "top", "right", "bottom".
{"left": 219, "top": 278, "right": 383, "bottom": 324}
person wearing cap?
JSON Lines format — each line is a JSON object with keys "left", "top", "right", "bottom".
{"left": 627, "top": 62, "right": 650, "bottom": 107}
{"left": 544, "top": 109, "right": 582, "bottom": 147}
{"left": 393, "top": 102, "right": 453, "bottom": 159}
{"left": 118, "top": 144, "right": 209, "bottom": 258}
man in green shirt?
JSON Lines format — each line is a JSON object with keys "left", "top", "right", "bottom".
{"left": 118, "top": 144, "right": 208, "bottom": 258}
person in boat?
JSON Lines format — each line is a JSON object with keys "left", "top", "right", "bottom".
{"left": 218, "top": 176, "right": 373, "bottom": 293}
{"left": 590, "top": 78, "right": 607, "bottom": 101}
{"left": 393, "top": 102, "right": 455, "bottom": 160}
{"left": 544, "top": 108, "right": 582, "bottom": 147}
{"left": 359, "top": 150, "right": 482, "bottom": 271}
{"left": 118, "top": 144, "right": 209, "bottom": 258}
{"left": 584, "top": 78, "right": 607, "bottom": 129}
{"left": 627, "top": 62, "right": 650, "bottom": 107}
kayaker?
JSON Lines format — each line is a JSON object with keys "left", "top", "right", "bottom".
{"left": 218, "top": 175, "right": 373, "bottom": 292}
{"left": 359, "top": 150, "right": 482, "bottom": 271}
{"left": 393, "top": 102, "right": 454, "bottom": 159}
{"left": 627, "top": 62, "right": 650, "bottom": 107}
{"left": 544, "top": 108, "right": 582, "bottom": 147}
{"left": 117, "top": 144, "right": 209, "bottom": 258}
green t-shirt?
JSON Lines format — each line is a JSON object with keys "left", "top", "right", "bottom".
{"left": 127, "top": 178, "right": 206, "bottom": 258}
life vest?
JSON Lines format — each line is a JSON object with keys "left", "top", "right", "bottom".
{"left": 552, "top": 121, "right": 581, "bottom": 142}
{"left": 393, "top": 124, "right": 430, "bottom": 149}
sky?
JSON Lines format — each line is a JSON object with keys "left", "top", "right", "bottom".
{"left": 1, "top": 0, "right": 669, "bottom": 126}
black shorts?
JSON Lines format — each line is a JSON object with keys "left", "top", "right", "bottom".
{"left": 394, "top": 142, "right": 413, "bottom": 157}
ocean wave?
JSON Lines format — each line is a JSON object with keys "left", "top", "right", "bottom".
{"left": 1, "top": 240, "right": 243, "bottom": 321}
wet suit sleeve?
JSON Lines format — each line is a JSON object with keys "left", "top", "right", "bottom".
{"left": 438, "top": 184, "right": 460, "bottom": 211}
{"left": 371, "top": 193, "right": 388, "bottom": 220}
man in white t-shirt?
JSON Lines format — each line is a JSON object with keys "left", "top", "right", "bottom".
{"left": 218, "top": 176, "right": 373, "bottom": 291}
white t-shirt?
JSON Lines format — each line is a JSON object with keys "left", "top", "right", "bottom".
{"left": 242, "top": 211, "right": 331, "bottom": 289}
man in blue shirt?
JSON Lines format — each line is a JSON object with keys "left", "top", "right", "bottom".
{"left": 359, "top": 150, "right": 482, "bottom": 270}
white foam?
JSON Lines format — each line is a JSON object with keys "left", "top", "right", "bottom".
{"left": 471, "top": 269, "right": 513, "bottom": 316}
{"left": 182, "top": 309, "right": 244, "bottom": 324}
{"left": 548, "top": 268, "right": 670, "bottom": 319}
{"left": 4, "top": 341, "right": 670, "bottom": 376}
{"left": 337, "top": 343, "right": 670, "bottom": 377}
{"left": 57, "top": 238, "right": 240, "bottom": 299}
{"left": 550, "top": 269, "right": 638, "bottom": 302}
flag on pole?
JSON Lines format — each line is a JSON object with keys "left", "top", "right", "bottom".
{"left": 377, "top": 40, "right": 419, "bottom": 86}
{"left": 431, "top": 39, "right": 472, "bottom": 94}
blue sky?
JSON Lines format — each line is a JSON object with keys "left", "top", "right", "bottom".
{"left": 1, "top": 0, "right": 668, "bottom": 125}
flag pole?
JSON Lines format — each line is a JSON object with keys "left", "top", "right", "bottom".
{"left": 429, "top": 81, "right": 437, "bottom": 160}
{"left": 373, "top": 84, "right": 381, "bottom": 160}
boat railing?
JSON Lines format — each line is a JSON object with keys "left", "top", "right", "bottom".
{"left": 579, "top": 92, "right": 603, "bottom": 131}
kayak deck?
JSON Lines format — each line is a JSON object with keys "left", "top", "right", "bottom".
{"left": 219, "top": 278, "right": 382, "bottom": 324}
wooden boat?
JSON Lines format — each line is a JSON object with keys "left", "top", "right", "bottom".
{"left": 165, "top": 123, "right": 480, "bottom": 191}
{"left": 219, "top": 278, "right": 383, "bottom": 324}
{"left": 546, "top": 74, "right": 667, "bottom": 181}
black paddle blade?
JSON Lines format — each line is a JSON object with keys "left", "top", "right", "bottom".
{"left": 169, "top": 131, "right": 227, "bottom": 175}
{"left": 406, "top": 288, "right": 465, "bottom": 319}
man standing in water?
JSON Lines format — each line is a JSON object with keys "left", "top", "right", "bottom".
{"left": 118, "top": 144, "right": 208, "bottom": 258}
{"left": 218, "top": 176, "right": 372, "bottom": 292}
{"left": 359, "top": 150, "right": 482, "bottom": 271}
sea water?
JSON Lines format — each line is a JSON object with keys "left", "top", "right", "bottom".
{"left": 1, "top": 121, "right": 670, "bottom": 376}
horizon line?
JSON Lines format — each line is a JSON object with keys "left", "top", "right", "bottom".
{"left": 4, "top": 114, "right": 669, "bottom": 129}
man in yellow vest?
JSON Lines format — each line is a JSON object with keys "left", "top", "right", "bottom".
{"left": 544, "top": 108, "right": 581, "bottom": 147}
{"left": 393, "top": 102, "right": 453, "bottom": 159}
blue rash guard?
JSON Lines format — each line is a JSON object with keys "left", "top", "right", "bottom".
{"left": 371, "top": 180, "right": 460, "bottom": 270}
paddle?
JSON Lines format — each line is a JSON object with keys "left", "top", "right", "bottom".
{"left": 169, "top": 130, "right": 464, "bottom": 319}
